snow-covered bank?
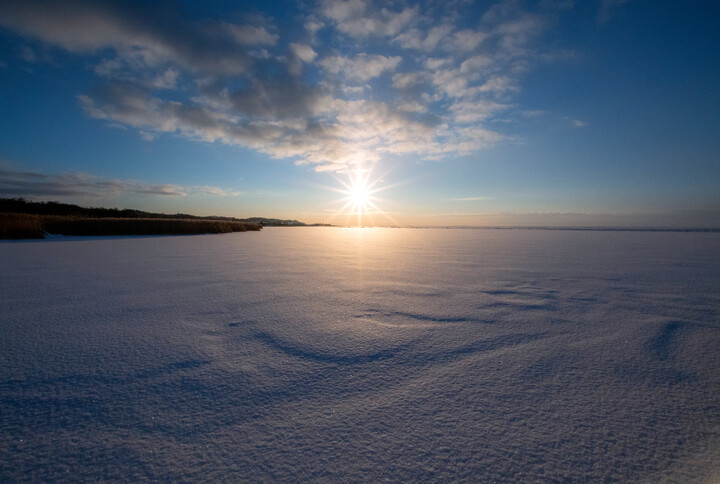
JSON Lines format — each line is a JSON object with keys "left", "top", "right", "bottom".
{"left": 1, "top": 228, "right": 719, "bottom": 481}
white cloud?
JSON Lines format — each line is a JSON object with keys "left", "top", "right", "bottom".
{"left": 396, "top": 100, "right": 427, "bottom": 113}
{"left": 429, "top": 68, "right": 470, "bottom": 98}
{"left": 225, "top": 24, "right": 278, "bottom": 45}
{"left": 305, "top": 19, "right": 325, "bottom": 37}
{"left": 450, "top": 100, "right": 508, "bottom": 123}
{"left": 460, "top": 55, "right": 492, "bottom": 74}
{"left": 478, "top": 76, "right": 518, "bottom": 95}
{"left": 0, "top": 1, "right": 256, "bottom": 75}
{"left": 449, "top": 29, "right": 488, "bottom": 51}
{"left": 393, "top": 28, "right": 422, "bottom": 49}
{"left": 0, "top": 0, "right": 571, "bottom": 173}
{"left": 151, "top": 69, "right": 179, "bottom": 89}
{"left": 342, "top": 85, "right": 367, "bottom": 95}
{"left": 396, "top": 25, "right": 454, "bottom": 51}
{"left": 320, "top": 54, "right": 402, "bottom": 81}
{"left": 321, "top": 0, "right": 417, "bottom": 38}
{"left": 94, "top": 58, "right": 123, "bottom": 77}
{"left": 289, "top": 43, "right": 318, "bottom": 75}
{"left": 77, "top": 79, "right": 503, "bottom": 170}
{"left": 194, "top": 185, "right": 243, "bottom": 196}
{"left": 139, "top": 131, "right": 157, "bottom": 141}
{"left": 322, "top": 0, "right": 367, "bottom": 23}
{"left": 422, "top": 25, "right": 454, "bottom": 51}
{"left": 392, "top": 72, "right": 425, "bottom": 90}
{"left": 424, "top": 57, "right": 453, "bottom": 71}
{"left": 491, "top": 13, "right": 548, "bottom": 58}
{"left": 290, "top": 43, "right": 317, "bottom": 63}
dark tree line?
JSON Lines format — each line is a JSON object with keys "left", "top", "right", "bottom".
{"left": 0, "top": 198, "right": 239, "bottom": 221}
{"left": 0, "top": 198, "right": 316, "bottom": 227}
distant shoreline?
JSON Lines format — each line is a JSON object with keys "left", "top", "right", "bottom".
{"left": 0, "top": 198, "right": 311, "bottom": 239}
{"left": 0, "top": 213, "right": 262, "bottom": 239}
{"left": 2, "top": 198, "right": 717, "bottom": 239}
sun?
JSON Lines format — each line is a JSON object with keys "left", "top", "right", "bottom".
{"left": 343, "top": 170, "right": 376, "bottom": 217}
{"left": 324, "top": 167, "right": 398, "bottom": 227}
{"left": 349, "top": 177, "right": 370, "bottom": 210}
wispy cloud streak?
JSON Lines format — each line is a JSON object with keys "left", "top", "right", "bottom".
{"left": 0, "top": 166, "right": 239, "bottom": 199}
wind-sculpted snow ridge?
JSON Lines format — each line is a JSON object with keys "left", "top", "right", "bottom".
{"left": 249, "top": 327, "right": 549, "bottom": 366}
{"left": 1, "top": 228, "right": 719, "bottom": 482}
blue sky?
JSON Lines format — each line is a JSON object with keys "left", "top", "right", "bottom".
{"left": 0, "top": 0, "right": 718, "bottom": 226}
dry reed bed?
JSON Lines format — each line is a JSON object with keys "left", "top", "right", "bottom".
{"left": 1, "top": 213, "right": 261, "bottom": 239}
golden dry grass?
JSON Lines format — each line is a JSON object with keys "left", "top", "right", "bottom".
{"left": 0, "top": 213, "right": 45, "bottom": 239}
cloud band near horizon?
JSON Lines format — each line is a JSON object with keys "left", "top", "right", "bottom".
{"left": 0, "top": 166, "right": 240, "bottom": 199}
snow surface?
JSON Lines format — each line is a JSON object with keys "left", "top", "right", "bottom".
{"left": 1, "top": 227, "right": 719, "bottom": 482}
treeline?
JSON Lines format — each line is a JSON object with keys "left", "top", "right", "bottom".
{"left": 0, "top": 198, "right": 242, "bottom": 221}
{"left": 0, "top": 198, "right": 309, "bottom": 226}
{"left": 0, "top": 198, "right": 262, "bottom": 239}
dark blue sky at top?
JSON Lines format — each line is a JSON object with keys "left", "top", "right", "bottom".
{"left": 0, "top": 0, "right": 718, "bottom": 226}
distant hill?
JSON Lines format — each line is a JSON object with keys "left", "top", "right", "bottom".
{"left": 241, "top": 217, "right": 306, "bottom": 226}
{"left": 0, "top": 198, "right": 309, "bottom": 226}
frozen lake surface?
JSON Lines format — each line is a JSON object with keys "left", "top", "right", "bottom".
{"left": 2, "top": 227, "right": 719, "bottom": 481}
